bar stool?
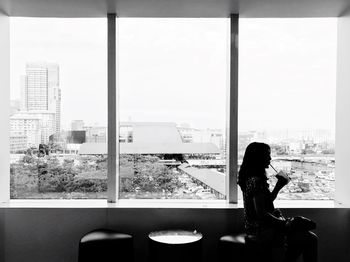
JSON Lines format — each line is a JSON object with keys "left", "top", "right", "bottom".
{"left": 218, "top": 233, "right": 280, "bottom": 262}
{"left": 78, "top": 229, "right": 133, "bottom": 262}
{"left": 149, "top": 229, "right": 202, "bottom": 262}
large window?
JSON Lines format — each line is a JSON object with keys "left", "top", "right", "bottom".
{"left": 10, "top": 18, "right": 107, "bottom": 199}
{"left": 117, "top": 18, "right": 229, "bottom": 200}
{"left": 9, "top": 15, "right": 336, "bottom": 202}
{"left": 238, "top": 18, "right": 336, "bottom": 200}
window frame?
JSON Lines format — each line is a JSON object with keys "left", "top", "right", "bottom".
{"left": 4, "top": 15, "right": 339, "bottom": 206}
{"left": 106, "top": 14, "right": 239, "bottom": 203}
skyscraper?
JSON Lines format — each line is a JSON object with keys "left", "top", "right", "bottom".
{"left": 53, "top": 87, "right": 61, "bottom": 134}
{"left": 21, "top": 62, "right": 61, "bottom": 134}
{"left": 11, "top": 111, "right": 55, "bottom": 146}
{"left": 10, "top": 114, "right": 41, "bottom": 151}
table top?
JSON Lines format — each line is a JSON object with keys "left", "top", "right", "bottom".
{"left": 149, "top": 230, "right": 203, "bottom": 244}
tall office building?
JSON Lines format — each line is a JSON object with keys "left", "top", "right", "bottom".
{"left": 53, "top": 87, "right": 61, "bottom": 134}
{"left": 21, "top": 62, "right": 61, "bottom": 134}
{"left": 10, "top": 114, "right": 42, "bottom": 151}
{"left": 11, "top": 111, "right": 55, "bottom": 145}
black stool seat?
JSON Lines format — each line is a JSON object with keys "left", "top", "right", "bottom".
{"left": 219, "top": 233, "right": 249, "bottom": 262}
{"left": 78, "top": 229, "right": 133, "bottom": 262}
{"left": 218, "top": 233, "right": 278, "bottom": 262}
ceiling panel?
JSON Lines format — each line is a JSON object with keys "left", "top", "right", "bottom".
{"left": 0, "top": 0, "right": 349, "bottom": 18}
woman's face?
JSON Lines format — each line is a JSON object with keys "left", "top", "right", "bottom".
{"left": 263, "top": 149, "right": 271, "bottom": 168}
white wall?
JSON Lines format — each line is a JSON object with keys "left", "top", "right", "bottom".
{"left": 0, "top": 11, "right": 10, "bottom": 203}
{"left": 336, "top": 9, "right": 350, "bottom": 206}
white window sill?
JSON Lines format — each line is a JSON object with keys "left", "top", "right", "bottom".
{"left": 274, "top": 200, "right": 338, "bottom": 208}
{"left": 0, "top": 199, "right": 340, "bottom": 209}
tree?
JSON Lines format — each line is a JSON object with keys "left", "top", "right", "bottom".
{"left": 48, "top": 141, "right": 64, "bottom": 153}
{"left": 120, "top": 154, "right": 182, "bottom": 195}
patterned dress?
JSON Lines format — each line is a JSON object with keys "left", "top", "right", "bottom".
{"left": 243, "top": 176, "right": 275, "bottom": 235}
{"left": 242, "top": 176, "right": 286, "bottom": 246}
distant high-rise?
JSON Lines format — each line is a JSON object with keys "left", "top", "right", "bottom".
{"left": 53, "top": 87, "right": 61, "bottom": 134}
{"left": 10, "top": 114, "right": 41, "bottom": 151}
{"left": 21, "top": 62, "right": 61, "bottom": 134}
{"left": 11, "top": 111, "right": 55, "bottom": 146}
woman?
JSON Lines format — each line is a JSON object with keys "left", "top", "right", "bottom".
{"left": 238, "top": 142, "right": 318, "bottom": 262}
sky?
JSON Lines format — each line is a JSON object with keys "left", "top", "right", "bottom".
{"left": 10, "top": 18, "right": 108, "bottom": 129}
{"left": 239, "top": 18, "right": 337, "bottom": 132}
{"left": 10, "top": 17, "right": 337, "bottom": 132}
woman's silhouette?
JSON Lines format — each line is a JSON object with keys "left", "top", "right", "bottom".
{"left": 238, "top": 142, "right": 318, "bottom": 262}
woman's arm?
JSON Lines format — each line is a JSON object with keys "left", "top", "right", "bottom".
{"left": 271, "top": 180, "right": 286, "bottom": 201}
{"left": 271, "top": 171, "right": 290, "bottom": 201}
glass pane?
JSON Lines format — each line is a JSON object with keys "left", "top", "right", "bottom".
{"left": 118, "top": 18, "right": 228, "bottom": 200}
{"left": 10, "top": 18, "right": 107, "bottom": 199}
{"left": 238, "top": 18, "right": 336, "bottom": 200}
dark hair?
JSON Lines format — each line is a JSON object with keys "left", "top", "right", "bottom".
{"left": 238, "top": 142, "right": 270, "bottom": 191}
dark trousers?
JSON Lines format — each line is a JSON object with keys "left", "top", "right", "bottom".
{"left": 285, "top": 231, "right": 318, "bottom": 262}
{"left": 254, "top": 228, "right": 318, "bottom": 262}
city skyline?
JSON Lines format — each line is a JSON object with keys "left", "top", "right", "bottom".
{"left": 8, "top": 17, "right": 336, "bottom": 203}
{"left": 10, "top": 18, "right": 107, "bottom": 130}
{"left": 10, "top": 62, "right": 61, "bottom": 152}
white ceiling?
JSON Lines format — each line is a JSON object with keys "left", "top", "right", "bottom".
{"left": 0, "top": 0, "right": 349, "bottom": 18}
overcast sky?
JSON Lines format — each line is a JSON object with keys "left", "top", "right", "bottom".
{"left": 10, "top": 17, "right": 336, "bottom": 132}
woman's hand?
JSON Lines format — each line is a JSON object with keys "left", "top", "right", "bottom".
{"left": 272, "top": 208, "right": 284, "bottom": 219}
{"left": 275, "top": 171, "right": 291, "bottom": 187}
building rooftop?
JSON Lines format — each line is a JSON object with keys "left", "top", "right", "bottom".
{"left": 79, "top": 142, "right": 220, "bottom": 155}
{"left": 80, "top": 122, "right": 221, "bottom": 154}
{"left": 178, "top": 164, "right": 225, "bottom": 195}
{"left": 127, "top": 122, "right": 183, "bottom": 144}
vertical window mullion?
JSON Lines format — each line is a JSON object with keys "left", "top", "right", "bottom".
{"left": 107, "top": 13, "right": 117, "bottom": 202}
{"left": 0, "top": 13, "right": 10, "bottom": 203}
{"left": 226, "top": 14, "right": 239, "bottom": 204}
